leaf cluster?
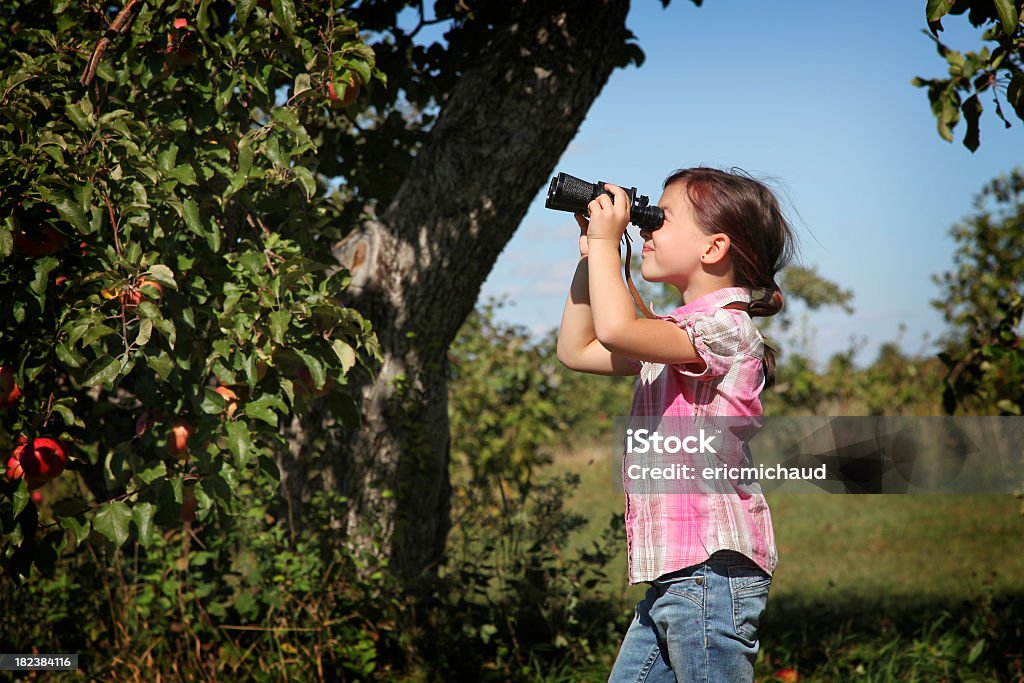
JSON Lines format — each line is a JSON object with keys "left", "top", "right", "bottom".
{"left": 914, "top": 0, "right": 1024, "bottom": 151}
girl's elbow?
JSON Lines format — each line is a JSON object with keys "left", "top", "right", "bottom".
{"left": 555, "top": 343, "right": 580, "bottom": 371}
{"left": 594, "top": 323, "right": 628, "bottom": 354}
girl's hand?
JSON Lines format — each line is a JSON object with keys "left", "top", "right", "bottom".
{"left": 575, "top": 212, "right": 589, "bottom": 257}
{"left": 586, "top": 183, "right": 630, "bottom": 244}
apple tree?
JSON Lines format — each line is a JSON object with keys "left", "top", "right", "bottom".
{"left": 2, "top": 0, "right": 685, "bottom": 585}
{"left": 0, "top": 0, "right": 380, "bottom": 580}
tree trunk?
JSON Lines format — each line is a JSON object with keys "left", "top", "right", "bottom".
{"left": 303, "top": 0, "right": 635, "bottom": 581}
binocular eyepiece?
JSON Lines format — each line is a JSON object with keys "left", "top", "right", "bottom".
{"left": 544, "top": 172, "right": 664, "bottom": 231}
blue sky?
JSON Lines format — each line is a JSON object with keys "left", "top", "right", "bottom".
{"left": 476, "top": 0, "right": 1021, "bottom": 367}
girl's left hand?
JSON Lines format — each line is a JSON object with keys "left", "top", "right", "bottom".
{"left": 586, "top": 183, "right": 630, "bottom": 243}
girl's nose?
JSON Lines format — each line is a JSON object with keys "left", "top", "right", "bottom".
{"left": 639, "top": 227, "right": 653, "bottom": 241}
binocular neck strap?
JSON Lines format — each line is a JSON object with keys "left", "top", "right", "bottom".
{"left": 622, "top": 235, "right": 658, "bottom": 320}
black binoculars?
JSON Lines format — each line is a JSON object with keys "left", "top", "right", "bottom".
{"left": 544, "top": 172, "right": 664, "bottom": 231}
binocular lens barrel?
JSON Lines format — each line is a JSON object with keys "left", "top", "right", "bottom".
{"left": 544, "top": 172, "right": 664, "bottom": 231}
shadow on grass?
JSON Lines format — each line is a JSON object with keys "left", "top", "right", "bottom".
{"left": 759, "top": 589, "right": 1024, "bottom": 681}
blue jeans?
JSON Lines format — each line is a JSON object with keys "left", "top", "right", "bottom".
{"left": 608, "top": 550, "right": 772, "bottom": 683}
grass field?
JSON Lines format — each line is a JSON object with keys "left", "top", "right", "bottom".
{"left": 549, "top": 442, "right": 1024, "bottom": 681}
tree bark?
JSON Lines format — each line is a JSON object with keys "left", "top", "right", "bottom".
{"left": 320, "top": 0, "right": 635, "bottom": 581}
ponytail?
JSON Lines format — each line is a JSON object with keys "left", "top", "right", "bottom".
{"left": 747, "top": 289, "right": 784, "bottom": 388}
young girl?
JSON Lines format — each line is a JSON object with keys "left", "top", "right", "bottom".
{"left": 556, "top": 167, "right": 795, "bottom": 682}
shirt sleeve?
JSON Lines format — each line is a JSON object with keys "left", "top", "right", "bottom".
{"left": 666, "top": 309, "right": 748, "bottom": 380}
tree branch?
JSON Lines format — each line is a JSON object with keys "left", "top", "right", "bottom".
{"left": 80, "top": 0, "right": 144, "bottom": 88}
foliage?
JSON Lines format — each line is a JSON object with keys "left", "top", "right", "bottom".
{"left": 448, "top": 301, "right": 565, "bottom": 487}
{"left": 763, "top": 341, "right": 948, "bottom": 417}
{"left": 1, "top": 477, "right": 406, "bottom": 679}
{"left": 439, "top": 303, "right": 626, "bottom": 680}
{"left": 0, "top": 1, "right": 381, "bottom": 580}
{"left": 915, "top": 0, "right": 1024, "bottom": 151}
{"left": 932, "top": 168, "right": 1024, "bottom": 415}
{"left": 0, "top": 302, "right": 627, "bottom": 680}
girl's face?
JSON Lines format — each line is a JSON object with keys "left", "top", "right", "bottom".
{"left": 639, "top": 181, "right": 721, "bottom": 290}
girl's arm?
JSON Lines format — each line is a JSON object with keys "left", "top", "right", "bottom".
{"left": 556, "top": 214, "right": 641, "bottom": 376}
{"left": 585, "top": 185, "right": 706, "bottom": 368}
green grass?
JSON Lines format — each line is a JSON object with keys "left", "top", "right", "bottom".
{"left": 548, "top": 441, "right": 1024, "bottom": 682}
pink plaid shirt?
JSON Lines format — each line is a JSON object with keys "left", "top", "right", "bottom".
{"left": 623, "top": 286, "right": 778, "bottom": 583}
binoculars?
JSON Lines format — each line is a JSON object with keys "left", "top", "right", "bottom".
{"left": 544, "top": 172, "right": 664, "bottom": 231}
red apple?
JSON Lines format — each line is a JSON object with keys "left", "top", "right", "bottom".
{"left": 167, "top": 420, "right": 193, "bottom": 458}
{"left": 122, "top": 278, "right": 164, "bottom": 312}
{"left": 9, "top": 437, "right": 68, "bottom": 482}
{"left": 294, "top": 368, "right": 334, "bottom": 398}
{"left": 327, "top": 73, "right": 360, "bottom": 108}
{"left": 5, "top": 453, "right": 24, "bottom": 482}
{"left": 0, "top": 366, "right": 21, "bottom": 407}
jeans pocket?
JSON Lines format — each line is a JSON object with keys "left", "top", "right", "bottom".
{"left": 727, "top": 563, "right": 771, "bottom": 644}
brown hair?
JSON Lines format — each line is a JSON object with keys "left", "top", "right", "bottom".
{"left": 664, "top": 167, "right": 797, "bottom": 387}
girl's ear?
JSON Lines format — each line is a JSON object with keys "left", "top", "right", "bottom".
{"left": 702, "top": 233, "right": 731, "bottom": 264}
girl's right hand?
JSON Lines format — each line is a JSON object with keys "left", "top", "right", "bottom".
{"left": 575, "top": 212, "right": 589, "bottom": 258}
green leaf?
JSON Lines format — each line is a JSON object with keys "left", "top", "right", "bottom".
{"left": 51, "top": 402, "right": 80, "bottom": 428}
{"left": 244, "top": 394, "right": 287, "bottom": 427}
{"left": 996, "top": 399, "right": 1021, "bottom": 415}
{"left": 147, "top": 350, "right": 174, "bottom": 379}
{"left": 12, "top": 483, "right": 29, "bottom": 518}
{"left": 135, "top": 461, "right": 167, "bottom": 485}
{"left": 967, "top": 638, "right": 985, "bottom": 664}
{"left": 145, "top": 264, "right": 178, "bottom": 290}
{"left": 269, "top": 310, "right": 291, "bottom": 343}
{"left": 65, "top": 101, "right": 93, "bottom": 131}
{"left": 236, "top": 0, "right": 257, "bottom": 24}
{"left": 132, "top": 502, "right": 157, "bottom": 549}
{"left": 271, "top": 0, "right": 297, "bottom": 37}
{"left": 295, "top": 350, "right": 326, "bottom": 389}
{"left": 168, "top": 163, "right": 198, "bottom": 186}
{"left": 332, "top": 339, "right": 356, "bottom": 373}
{"left": 201, "top": 387, "right": 227, "bottom": 414}
{"left": 926, "top": 0, "right": 954, "bottom": 22}
{"left": 135, "top": 318, "right": 153, "bottom": 346}
{"left": 82, "top": 355, "right": 122, "bottom": 387}
{"left": 225, "top": 420, "right": 254, "bottom": 467}
{"left": 60, "top": 514, "right": 90, "bottom": 545}
{"left": 93, "top": 501, "right": 133, "bottom": 547}
{"left": 30, "top": 255, "right": 59, "bottom": 301}
{"left": 80, "top": 323, "right": 117, "bottom": 348}
{"left": 38, "top": 188, "right": 90, "bottom": 234}
{"left": 227, "top": 140, "right": 254, "bottom": 197}
{"left": 0, "top": 222, "right": 12, "bottom": 259}
{"left": 56, "top": 341, "right": 86, "bottom": 368}
{"left": 993, "top": 0, "right": 1018, "bottom": 37}
{"left": 292, "top": 166, "right": 316, "bottom": 199}
{"left": 158, "top": 143, "right": 178, "bottom": 173}
{"left": 182, "top": 198, "right": 202, "bottom": 237}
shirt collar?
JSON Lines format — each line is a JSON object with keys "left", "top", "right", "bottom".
{"left": 670, "top": 287, "right": 751, "bottom": 316}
